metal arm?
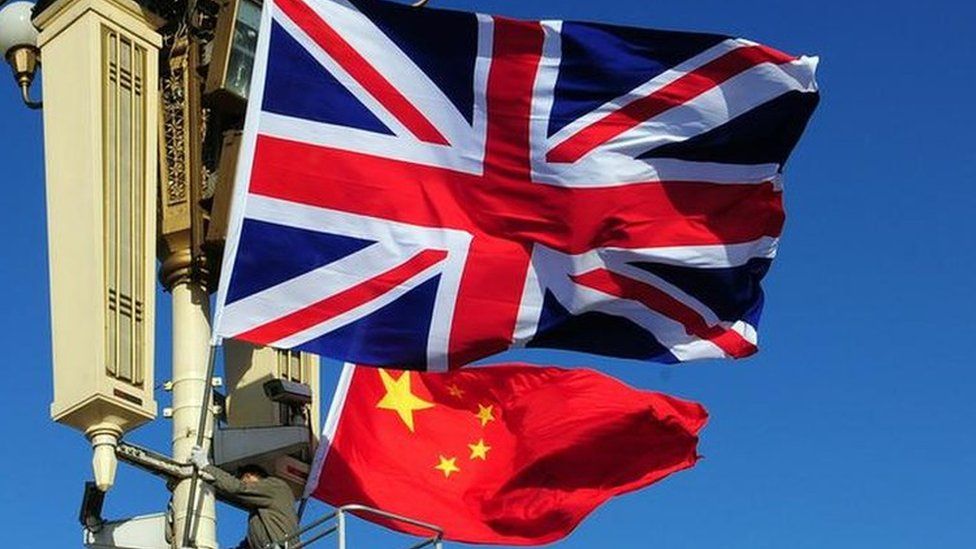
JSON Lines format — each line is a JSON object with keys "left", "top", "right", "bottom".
{"left": 20, "top": 79, "right": 42, "bottom": 109}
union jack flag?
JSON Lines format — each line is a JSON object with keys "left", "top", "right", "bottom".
{"left": 212, "top": 0, "right": 820, "bottom": 371}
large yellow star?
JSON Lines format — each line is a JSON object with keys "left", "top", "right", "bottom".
{"left": 434, "top": 455, "right": 460, "bottom": 478}
{"left": 376, "top": 369, "right": 434, "bottom": 432}
{"left": 468, "top": 439, "right": 491, "bottom": 460}
{"left": 475, "top": 403, "right": 495, "bottom": 427}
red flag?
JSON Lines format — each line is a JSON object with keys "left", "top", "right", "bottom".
{"left": 306, "top": 363, "right": 707, "bottom": 545}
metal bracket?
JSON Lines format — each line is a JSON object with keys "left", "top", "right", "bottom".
{"left": 114, "top": 440, "right": 255, "bottom": 513}
{"left": 115, "top": 440, "right": 196, "bottom": 483}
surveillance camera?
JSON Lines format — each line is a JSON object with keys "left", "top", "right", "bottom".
{"left": 263, "top": 379, "right": 312, "bottom": 407}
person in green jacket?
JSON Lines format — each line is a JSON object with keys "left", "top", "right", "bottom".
{"left": 190, "top": 446, "right": 300, "bottom": 548}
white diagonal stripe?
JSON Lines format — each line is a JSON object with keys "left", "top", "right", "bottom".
{"left": 269, "top": 255, "right": 445, "bottom": 349}
{"left": 273, "top": 5, "right": 414, "bottom": 141}
{"left": 596, "top": 58, "right": 819, "bottom": 159}
{"left": 221, "top": 240, "right": 425, "bottom": 337}
{"left": 543, "top": 38, "right": 746, "bottom": 150}
{"left": 514, "top": 242, "right": 765, "bottom": 356}
{"left": 224, "top": 195, "right": 473, "bottom": 367}
{"left": 533, "top": 56, "right": 817, "bottom": 187}
{"left": 303, "top": 0, "right": 482, "bottom": 149}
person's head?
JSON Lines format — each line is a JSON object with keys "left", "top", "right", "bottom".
{"left": 237, "top": 464, "right": 269, "bottom": 485}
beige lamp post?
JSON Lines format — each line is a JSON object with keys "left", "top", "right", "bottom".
{"left": 1, "top": 1, "right": 320, "bottom": 546}
{"left": 4, "top": 0, "right": 165, "bottom": 495}
{"left": 17, "top": 0, "right": 219, "bottom": 543}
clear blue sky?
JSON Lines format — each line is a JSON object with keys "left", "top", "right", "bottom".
{"left": 1, "top": 0, "right": 974, "bottom": 547}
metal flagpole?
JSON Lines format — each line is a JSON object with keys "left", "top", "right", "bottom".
{"left": 181, "top": 341, "right": 220, "bottom": 548}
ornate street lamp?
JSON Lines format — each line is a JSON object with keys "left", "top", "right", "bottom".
{"left": 0, "top": 0, "right": 42, "bottom": 108}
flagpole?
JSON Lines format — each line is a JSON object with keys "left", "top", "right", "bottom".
{"left": 181, "top": 340, "right": 220, "bottom": 548}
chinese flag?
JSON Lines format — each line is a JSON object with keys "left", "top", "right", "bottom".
{"left": 306, "top": 363, "right": 707, "bottom": 545}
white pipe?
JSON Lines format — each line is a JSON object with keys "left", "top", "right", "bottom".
{"left": 337, "top": 509, "right": 346, "bottom": 549}
{"left": 169, "top": 280, "right": 217, "bottom": 548}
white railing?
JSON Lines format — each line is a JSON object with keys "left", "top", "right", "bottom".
{"left": 270, "top": 503, "right": 444, "bottom": 549}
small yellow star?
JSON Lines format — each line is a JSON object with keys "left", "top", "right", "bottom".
{"left": 475, "top": 403, "right": 495, "bottom": 427}
{"left": 446, "top": 384, "right": 464, "bottom": 399}
{"left": 434, "top": 455, "right": 460, "bottom": 478}
{"left": 468, "top": 439, "right": 491, "bottom": 460}
{"left": 376, "top": 369, "right": 434, "bottom": 432}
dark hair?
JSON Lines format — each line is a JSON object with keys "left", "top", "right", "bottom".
{"left": 237, "top": 464, "right": 269, "bottom": 479}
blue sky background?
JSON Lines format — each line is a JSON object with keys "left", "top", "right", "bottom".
{"left": 1, "top": 0, "right": 974, "bottom": 547}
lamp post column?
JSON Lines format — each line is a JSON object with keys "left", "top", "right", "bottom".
{"left": 158, "top": 30, "right": 218, "bottom": 548}
{"left": 163, "top": 262, "right": 218, "bottom": 549}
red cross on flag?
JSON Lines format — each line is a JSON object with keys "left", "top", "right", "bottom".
{"left": 211, "top": 0, "right": 819, "bottom": 370}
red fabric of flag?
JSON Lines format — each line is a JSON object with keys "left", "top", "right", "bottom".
{"left": 306, "top": 363, "right": 707, "bottom": 545}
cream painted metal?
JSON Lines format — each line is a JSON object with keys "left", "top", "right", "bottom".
{"left": 30, "top": 1, "right": 326, "bottom": 545}
{"left": 223, "top": 341, "right": 322, "bottom": 495}
{"left": 213, "top": 425, "right": 310, "bottom": 467}
{"left": 224, "top": 342, "right": 321, "bottom": 433}
{"left": 84, "top": 512, "right": 169, "bottom": 548}
{"left": 170, "top": 281, "right": 218, "bottom": 549}
{"left": 34, "top": 0, "right": 162, "bottom": 492}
